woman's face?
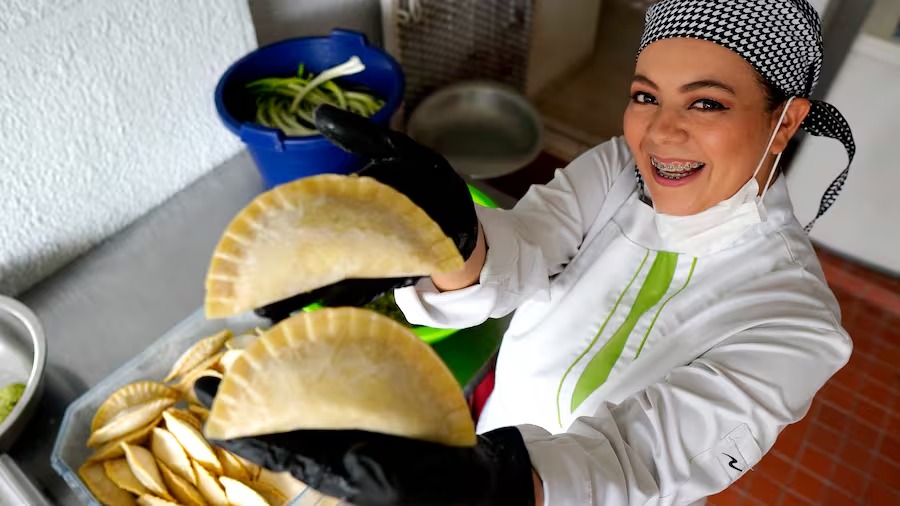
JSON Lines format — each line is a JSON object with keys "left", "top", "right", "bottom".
{"left": 623, "top": 38, "right": 809, "bottom": 216}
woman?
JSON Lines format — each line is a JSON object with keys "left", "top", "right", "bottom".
{"left": 198, "top": 0, "right": 857, "bottom": 504}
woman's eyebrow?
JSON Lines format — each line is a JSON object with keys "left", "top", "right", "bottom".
{"left": 680, "top": 79, "right": 736, "bottom": 95}
{"left": 632, "top": 74, "right": 657, "bottom": 88}
{"left": 632, "top": 75, "right": 736, "bottom": 96}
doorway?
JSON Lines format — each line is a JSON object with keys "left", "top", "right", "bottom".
{"left": 533, "top": 0, "right": 652, "bottom": 160}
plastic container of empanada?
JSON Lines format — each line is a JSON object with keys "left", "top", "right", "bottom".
{"left": 50, "top": 308, "right": 351, "bottom": 505}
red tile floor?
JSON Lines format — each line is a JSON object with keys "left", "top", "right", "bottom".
{"left": 708, "top": 248, "right": 900, "bottom": 506}
{"left": 481, "top": 154, "right": 900, "bottom": 506}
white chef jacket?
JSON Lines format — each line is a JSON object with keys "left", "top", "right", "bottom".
{"left": 394, "top": 136, "right": 852, "bottom": 505}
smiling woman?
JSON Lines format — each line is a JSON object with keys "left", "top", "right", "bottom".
{"left": 623, "top": 38, "right": 811, "bottom": 217}
{"left": 192, "top": 2, "right": 861, "bottom": 506}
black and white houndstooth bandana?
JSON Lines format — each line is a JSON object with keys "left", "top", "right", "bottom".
{"left": 636, "top": 0, "right": 855, "bottom": 232}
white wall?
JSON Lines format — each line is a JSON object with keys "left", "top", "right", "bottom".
{"left": 250, "top": 0, "right": 381, "bottom": 47}
{"left": 861, "top": 0, "right": 900, "bottom": 41}
{"left": 786, "top": 34, "right": 900, "bottom": 274}
{"left": 808, "top": 0, "right": 832, "bottom": 18}
{"left": 0, "top": 0, "right": 257, "bottom": 295}
{"left": 526, "top": 0, "right": 603, "bottom": 98}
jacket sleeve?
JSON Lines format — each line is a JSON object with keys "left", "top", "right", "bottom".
{"left": 394, "top": 137, "right": 634, "bottom": 329}
{"left": 518, "top": 301, "right": 852, "bottom": 506}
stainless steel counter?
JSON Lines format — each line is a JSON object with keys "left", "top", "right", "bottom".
{"left": 8, "top": 151, "right": 517, "bottom": 504}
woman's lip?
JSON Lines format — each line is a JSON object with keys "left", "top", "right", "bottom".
{"left": 651, "top": 167, "right": 703, "bottom": 187}
{"left": 651, "top": 155, "right": 704, "bottom": 164}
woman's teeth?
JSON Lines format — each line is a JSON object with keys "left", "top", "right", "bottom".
{"left": 651, "top": 158, "right": 705, "bottom": 179}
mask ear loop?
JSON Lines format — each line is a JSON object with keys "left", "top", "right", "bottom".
{"left": 755, "top": 96, "right": 796, "bottom": 202}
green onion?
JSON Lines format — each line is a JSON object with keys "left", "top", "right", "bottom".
{"left": 245, "top": 56, "right": 386, "bottom": 137}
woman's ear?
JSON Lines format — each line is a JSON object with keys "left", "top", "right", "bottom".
{"left": 772, "top": 97, "right": 811, "bottom": 154}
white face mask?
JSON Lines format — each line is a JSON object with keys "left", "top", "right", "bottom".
{"left": 653, "top": 97, "right": 796, "bottom": 256}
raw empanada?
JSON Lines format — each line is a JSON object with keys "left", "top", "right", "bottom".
{"left": 203, "top": 307, "right": 475, "bottom": 447}
{"left": 204, "top": 174, "right": 463, "bottom": 318}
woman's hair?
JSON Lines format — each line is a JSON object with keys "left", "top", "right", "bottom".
{"left": 758, "top": 74, "right": 788, "bottom": 111}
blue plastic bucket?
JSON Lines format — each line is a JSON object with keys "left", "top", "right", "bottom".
{"left": 214, "top": 29, "right": 405, "bottom": 189}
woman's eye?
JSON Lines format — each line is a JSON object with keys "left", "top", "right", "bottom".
{"left": 631, "top": 92, "right": 657, "bottom": 105}
{"left": 691, "top": 99, "right": 727, "bottom": 111}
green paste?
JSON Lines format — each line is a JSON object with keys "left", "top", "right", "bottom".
{"left": 0, "top": 383, "right": 26, "bottom": 423}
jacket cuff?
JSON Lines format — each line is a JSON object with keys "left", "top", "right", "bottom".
{"left": 393, "top": 206, "right": 539, "bottom": 328}
{"left": 517, "top": 424, "right": 593, "bottom": 506}
{"left": 393, "top": 277, "right": 499, "bottom": 329}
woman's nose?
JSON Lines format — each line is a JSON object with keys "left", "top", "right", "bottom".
{"left": 646, "top": 106, "right": 688, "bottom": 145}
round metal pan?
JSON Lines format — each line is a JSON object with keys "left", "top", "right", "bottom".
{"left": 406, "top": 81, "right": 543, "bottom": 179}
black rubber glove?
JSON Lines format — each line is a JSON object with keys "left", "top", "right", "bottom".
{"left": 195, "top": 377, "right": 534, "bottom": 506}
{"left": 255, "top": 105, "right": 479, "bottom": 323}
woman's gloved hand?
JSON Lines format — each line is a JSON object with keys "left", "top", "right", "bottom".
{"left": 194, "top": 377, "right": 534, "bottom": 506}
{"left": 255, "top": 105, "right": 479, "bottom": 323}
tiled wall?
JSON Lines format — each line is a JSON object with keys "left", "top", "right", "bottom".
{"left": 709, "top": 249, "right": 899, "bottom": 506}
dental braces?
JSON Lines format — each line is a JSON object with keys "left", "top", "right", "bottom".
{"left": 651, "top": 158, "right": 705, "bottom": 172}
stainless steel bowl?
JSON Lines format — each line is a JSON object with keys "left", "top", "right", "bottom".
{"left": 0, "top": 295, "right": 46, "bottom": 452}
{"left": 406, "top": 81, "right": 543, "bottom": 179}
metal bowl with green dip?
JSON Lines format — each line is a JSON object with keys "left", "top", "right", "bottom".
{"left": 0, "top": 295, "right": 47, "bottom": 452}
